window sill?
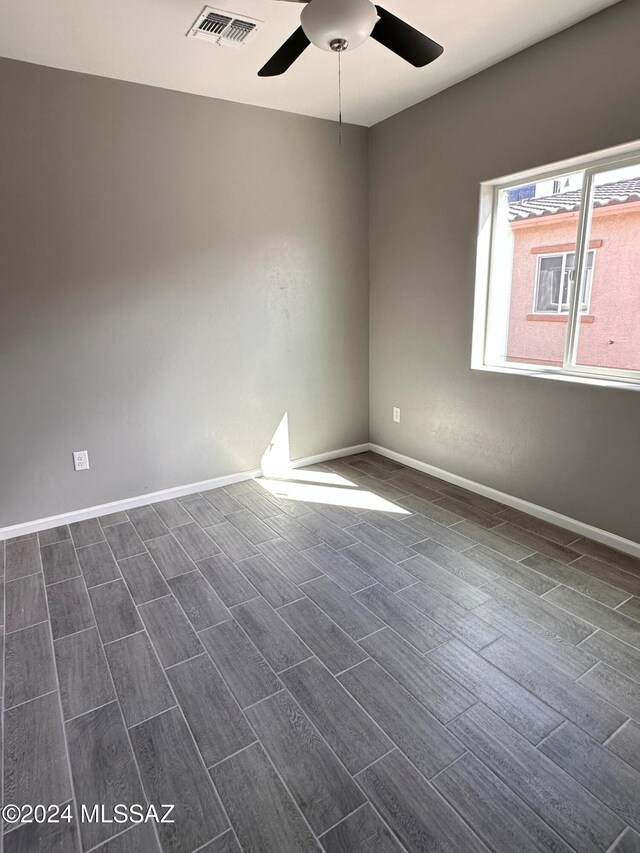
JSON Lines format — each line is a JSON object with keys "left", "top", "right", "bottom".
{"left": 526, "top": 314, "right": 595, "bottom": 323}
{"left": 471, "top": 362, "right": 640, "bottom": 391}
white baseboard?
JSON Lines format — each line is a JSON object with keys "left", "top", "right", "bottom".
{"left": 5, "top": 439, "right": 637, "bottom": 561}
{"left": 0, "top": 443, "right": 369, "bottom": 541}
{"left": 289, "top": 444, "right": 369, "bottom": 468}
{"left": 370, "top": 443, "right": 640, "bottom": 560}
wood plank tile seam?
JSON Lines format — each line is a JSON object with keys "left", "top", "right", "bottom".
{"left": 79, "top": 558, "right": 166, "bottom": 852}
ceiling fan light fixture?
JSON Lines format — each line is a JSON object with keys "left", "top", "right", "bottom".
{"left": 300, "top": 0, "right": 379, "bottom": 52}
{"left": 257, "top": 0, "right": 443, "bottom": 78}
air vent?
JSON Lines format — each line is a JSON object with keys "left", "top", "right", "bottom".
{"left": 188, "top": 6, "right": 263, "bottom": 48}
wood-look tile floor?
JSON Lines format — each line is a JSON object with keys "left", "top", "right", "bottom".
{"left": 2, "top": 451, "right": 640, "bottom": 852}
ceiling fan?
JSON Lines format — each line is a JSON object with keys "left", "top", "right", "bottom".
{"left": 258, "top": 0, "right": 443, "bottom": 77}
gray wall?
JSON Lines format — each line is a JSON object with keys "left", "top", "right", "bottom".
{"left": 0, "top": 59, "right": 369, "bottom": 527}
{"left": 369, "top": 0, "right": 640, "bottom": 542}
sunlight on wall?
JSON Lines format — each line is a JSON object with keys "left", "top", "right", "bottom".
{"left": 261, "top": 413, "right": 291, "bottom": 478}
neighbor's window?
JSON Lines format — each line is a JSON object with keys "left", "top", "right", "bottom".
{"left": 474, "top": 145, "right": 640, "bottom": 383}
{"left": 533, "top": 251, "right": 595, "bottom": 314}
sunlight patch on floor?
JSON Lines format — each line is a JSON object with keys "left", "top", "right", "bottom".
{"left": 269, "top": 469, "right": 358, "bottom": 487}
{"left": 258, "top": 413, "right": 405, "bottom": 512}
{"left": 256, "top": 477, "right": 409, "bottom": 514}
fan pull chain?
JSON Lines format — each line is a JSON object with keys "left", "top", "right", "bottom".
{"left": 338, "top": 48, "right": 342, "bottom": 146}
{"left": 329, "top": 38, "right": 347, "bottom": 144}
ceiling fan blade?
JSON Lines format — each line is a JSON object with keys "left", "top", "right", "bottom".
{"left": 371, "top": 7, "right": 443, "bottom": 67}
{"left": 258, "top": 27, "right": 310, "bottom": 76}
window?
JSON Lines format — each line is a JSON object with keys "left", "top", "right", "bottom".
{"left": 473, "top": 142, "right": 640, "bottom": 386}
{"left": 534, "top": 251, "right": 594, "bottom": 314}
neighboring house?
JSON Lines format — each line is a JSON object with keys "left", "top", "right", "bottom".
{"left": 506, "top": 178, "right": 640, "bottom": 370}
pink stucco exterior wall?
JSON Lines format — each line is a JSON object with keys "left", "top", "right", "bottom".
{"left": 506, "top": 204, "right": 640, "bottom": 370}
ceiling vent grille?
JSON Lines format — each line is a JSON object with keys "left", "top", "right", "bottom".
{"left": 188, "top": 6, "right": 263, "bottom": 48}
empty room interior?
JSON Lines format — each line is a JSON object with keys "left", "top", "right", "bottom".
{"left": 2, "top": 0, "right": 640, "bottom": 850}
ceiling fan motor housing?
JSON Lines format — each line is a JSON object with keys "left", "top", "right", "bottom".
{"left": 300, "top": 0, "right": 379, "bottom": 51}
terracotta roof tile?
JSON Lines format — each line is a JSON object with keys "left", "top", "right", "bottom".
{"left": 509, "top": 177, "right": 640, "bottom": 221}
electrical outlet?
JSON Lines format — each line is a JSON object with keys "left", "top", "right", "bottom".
{"left": 73, "top": 451, "right": 90, "bottom": 471}
{"left": 393, "top": 407, "right": 401, "bottom": 423}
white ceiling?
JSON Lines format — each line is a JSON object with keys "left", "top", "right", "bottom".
{"left": 0, "top": 0, "right": 620, "bottom": 126}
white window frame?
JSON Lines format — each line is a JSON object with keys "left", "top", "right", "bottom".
{"left": 532, "top": 250, "right": 595, "bottom": 315}
{"left": 472, "top": 140, "right": 640, "bottom": 390}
